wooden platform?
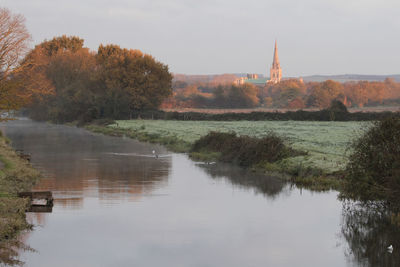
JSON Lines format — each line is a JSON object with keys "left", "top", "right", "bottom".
{"left": 18, "top": 191, "right": 53, "bottom": 212}
{"left": 28, "top": 205, "right": 53, "bottom": 213}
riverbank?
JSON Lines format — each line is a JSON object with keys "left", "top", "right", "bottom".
{"left": 0, "top": 131, "right": 41, "bottom": 264}
{"left": 86, "top": 120, "right": 363, "bottom": 190}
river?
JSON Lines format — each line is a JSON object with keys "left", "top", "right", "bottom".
{"left": 0, "top": 119, "right": 397, "bottom": 266}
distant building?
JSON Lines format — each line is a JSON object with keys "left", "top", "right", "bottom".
{"left": 233, "top": 74, "right": 263, "bottom": 86}
{"left": 268, "top": 40, "right": 282, "bottom": 84}
{"left": 247, "top": 74, "right": 259, "bottom": 79}
{"left": 234, "top": 77, "right": 248, "bottom": 85}
{"left": 233, "top": 40, "right": 284, "bottom": 86}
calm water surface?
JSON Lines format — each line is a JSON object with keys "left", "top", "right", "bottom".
{"left": 0, "top": 119, "right": 396, "bottom": 266}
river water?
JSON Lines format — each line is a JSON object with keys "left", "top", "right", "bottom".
{"left": 0, "top": 119, "right": 397, "bottom": 266}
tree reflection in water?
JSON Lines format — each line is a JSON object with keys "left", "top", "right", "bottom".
{"left": 0, "top": 119, "right": 171, "bottom": 266}
{"left": 200, "top": 162, "right": 400, "bottom": 267}
{"left": 196, "top": 162, "right": 287, "bottom": 199}
{"left": 341, "top": 200, "right": 400, "bottom": 266}
{"left": 0, "top": 240, "right": 35, "bottom": 266}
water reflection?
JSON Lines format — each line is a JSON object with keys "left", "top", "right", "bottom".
{"left": 201, "top": 162, "right": 400, "bottom": 267}
{"left": 0, "top": 120, "right": 172, "bottom": 266}
{"left": 0, "top": 240, "right": 34, "bottom": 267}
{"left": 2, "top": 119, "right": 399, "bottom": 267}
{"left": 0, "top": 119, "right": 171, "bottom": 208}
{"left": 341, "top": 201, "right": 400, "bottom": 266}
{"left": 196, "top": 162, "right": 286, "bottom": 198}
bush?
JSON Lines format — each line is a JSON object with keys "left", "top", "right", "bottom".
{"left": 191, "top": 131, "right": 299, "bottom": 167}
{"left": 344, "top": 117, "right": 400, "bottom": 202}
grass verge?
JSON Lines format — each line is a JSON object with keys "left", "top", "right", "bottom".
{"left": 85, "top": 124, "right": 192, "bottom": 153}
{"left": 0, "top": 131, "right": 41, "bottom": 264}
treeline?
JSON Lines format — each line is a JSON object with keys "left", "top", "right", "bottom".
{"left": 163, "top": 78, "right": 400, "bottom": 109}
{"left": 173, "top": 73, "right": 238, "bottom": 85}
{"left": 163, "top": 83, "right": 260, "bottom": 108}
{"left": 118, "top": 101, "right": 400, "bottom": 121}
{"left": 17, "top": 36, "right": 172, "bottom": 123}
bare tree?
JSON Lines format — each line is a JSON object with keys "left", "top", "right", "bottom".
{"left": 0, "top": 8, "right": 30, "bottom": 82}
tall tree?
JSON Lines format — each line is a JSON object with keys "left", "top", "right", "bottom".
{"left": 0, "top": 8, "right": 31, "bottom": 112}
{"left": 45, "top": 49, "right": 97, "bottom": 122}
{"left": 22, "top": 36, "right": 94, "bottom": 121}
{"left": 96, "top": 44, "right": 172, "bottom": 118}
{"left": 22, "top": 38, "right": 173, "bottom": 122}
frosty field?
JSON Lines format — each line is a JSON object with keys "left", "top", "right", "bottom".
{"left": 112, "top": 120, "right": 369, "bottom": 173}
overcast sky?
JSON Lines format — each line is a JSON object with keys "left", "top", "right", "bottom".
{"left": 1, "top": 0, "right": 399, "bottom": 76}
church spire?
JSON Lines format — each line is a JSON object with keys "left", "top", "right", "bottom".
{"left": 272, "top": 40, "right": 280, "bottom": 67}
{"left": 269, "top": 40, "right": 282, "bottom": 83}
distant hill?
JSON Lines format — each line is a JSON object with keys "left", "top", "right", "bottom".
{"left": 301, "top": 74, "right": 400, "bottom": 83}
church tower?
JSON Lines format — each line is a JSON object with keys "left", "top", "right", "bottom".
{"left": 269, "top": 40, "right": 282, "bottom": 83}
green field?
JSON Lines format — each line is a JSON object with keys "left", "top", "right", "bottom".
{"left": 112, "top": 120, "right": 369, "bottom": 173}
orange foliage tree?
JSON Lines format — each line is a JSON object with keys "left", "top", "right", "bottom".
{"left": 0, "top": 8, "right": 31, "bottom": 113}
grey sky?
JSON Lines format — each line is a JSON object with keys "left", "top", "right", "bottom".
{"left": 1, "top": 0, "right": 399, "bottom": 76}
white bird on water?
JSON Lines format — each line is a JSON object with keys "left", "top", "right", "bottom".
{"left": 152, "top": 150, "right": 158, "bottom": 158}
{"left": 388, "top": 245, "right": 393, "bottom": 253}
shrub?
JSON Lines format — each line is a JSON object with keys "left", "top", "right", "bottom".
{"left": 344, "top": 117, "right": 400, "bottom": 202}
{"left": 191, "top": 131, "right": 299, "bottom": 167}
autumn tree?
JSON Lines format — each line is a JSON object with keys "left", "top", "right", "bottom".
{"left": 17, "top": 35, "right": 86, "bottom": 106}
{"left": 212, "top": 85, "right": 226, "bottom": 107}
{"left": 208, "top": 84, "right": 259, "bottom": 108}
{"left": 96, "top": 44, "right": 172, "bottom": 118}
{"left": 39, "top": 35, "right": 84, "bottom": 57}
{"left": 175, "top": 85, "right": 200, "bottom": 100}
{"left": 306, "top": 80, "right": 343, "bottom": 108}
{"left": 23, "top": 36, "right": 96, "bottom": 121}
{"left": 267, "top": 79, "right": 306, "bottom": 108}
{"left": 45, "top": 49, "right": 97, "bottom": 122}
{"left": 0, "top": 8, "right": 31, "bottom": 112}
{"left": 227, "top": 83, "right": 259, "bottom": 108}
{"left": 23, "top": 38, "right": 173, "bottom": 122}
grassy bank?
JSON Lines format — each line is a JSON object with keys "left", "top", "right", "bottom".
{"left": 85, "top": 124, "right": 192, "bottom": 152}
{"left": 0, "top": 131, "right": 41, "bottom": 264}
{"left": 110, "top": 120, "right": 367, "bottom": 172}
{"left": 86, "top": 120, "right": 367, "bottom": 190}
